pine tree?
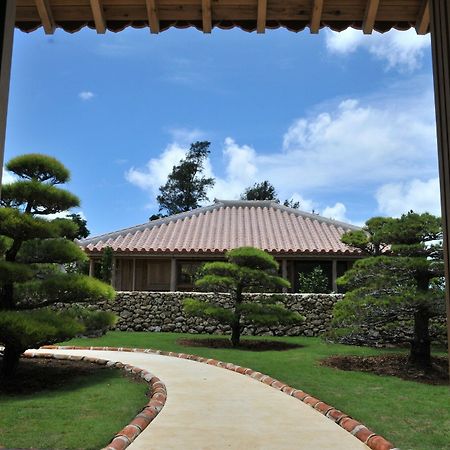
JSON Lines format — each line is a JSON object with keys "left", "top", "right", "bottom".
{"left": 157, "top": 141, "right": 215, "bottom": 216}
{"left": 334, "top": 212, "right": 445, "bottom": 369}
{"left": 240, "top": 181, "right": 300, "bottom": 209}
{"left": 0, "top": 154, "right": 115, "bottom": 378}
{"left": 183, "top": 247, "right": 303, "bottom": 346}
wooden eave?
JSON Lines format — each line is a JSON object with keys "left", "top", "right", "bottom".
{"left": 16, "top": 0, "right": 430, "bottom": 35}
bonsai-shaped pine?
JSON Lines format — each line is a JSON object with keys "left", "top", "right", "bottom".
{"left": 298, "top": 266, "right": 331, "bottom": 293}
{"left": 335, "top": 212, "right": 445, "bottom": 370}
{"left": 183, "top": 247, "right": 304, "bottom": 346}
{"left": 0, "top": 154, "right": 115, "bottom": 379}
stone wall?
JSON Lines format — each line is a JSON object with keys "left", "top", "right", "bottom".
{"left": 96, "top": 291, "right": 342, "bottom": 337}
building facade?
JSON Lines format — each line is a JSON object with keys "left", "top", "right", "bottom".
{"left": 81, "top": 200, "right": 363, "bottom": 292}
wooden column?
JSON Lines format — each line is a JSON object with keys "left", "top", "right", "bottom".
{"left": 111, "top": 257, "right": 117, "bottom": 288}
{"left": 281, "top": 259, "right": 288, "bottom": 293}
{"left": 0, "top": 0, "right": 15, "bottom": 194}
{"left": 430, "top": 0, "right": 450, "bottom": 375}
{"left": 132, "top": 258, "right": 136, "bottom": 291}
{"left": 89, "top": 258, "right": 94, "bottom": 277}
{"left": 170, "top": 258, "right": 177, "bottom": 291}
{"left": 331, "top": 260, "right": 338, "bottom": 292}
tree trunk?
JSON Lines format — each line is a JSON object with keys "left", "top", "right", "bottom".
{"left": 0, "top": 345, "right": 21, "bottom": 379}
{"left": 231, "top": 287, "right": 242, "bottom": 347}
{"left": 409, "top": 308, "right": 431, "bottom": 369}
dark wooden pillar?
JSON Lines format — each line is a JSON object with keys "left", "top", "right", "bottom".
{"left": 430, "top": 0, "right": 450, "bottom": 375}
{"left": 0, "top": 0, "right": 15, "bottom": 193}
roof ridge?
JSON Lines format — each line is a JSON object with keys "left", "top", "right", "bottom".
{"left": 214, "top": 199, "right": 360, "bottom": 231}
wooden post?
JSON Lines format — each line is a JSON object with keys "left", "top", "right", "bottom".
{"left": 89, "top": 258, "right": 94, "bottom": 277}
{"left": 132, "top": 258, "right": 136, "bottom": 291}
{"left": 430, "top": 0, "right": 450, "bottom": 377}
{"left": 111, "top": 257, "right": 117, "bottom": 288}
{"left": 281, "top": 259, "right": 288, "bottom": 293}
{"left": 0, "top": 0, "right": 15, "bottom": 194}
{"left": 170, "top": 258, "right": 177, "bottom": 291}
{"left": 331, "top": 260, "right": 338, "bottom": 292}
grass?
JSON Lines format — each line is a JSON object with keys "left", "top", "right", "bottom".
{"left": 65, "top": 331, "right": 450, "bottom": 450}
{"left": 0, "top": 365, "right": 148, "bottom": 449}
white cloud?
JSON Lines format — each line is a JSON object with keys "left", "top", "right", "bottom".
{"left": 78, "top": 91, "right": 95, "bottom": 101}
{"left": 326, "top": 28, "right": 430, "bottom": 72}
{"left": 126, "top": 79, "right": 438, "bottom": 223}
{"left": 1, "top": 168, "right": 15, "bottom": 184}
{"left": 125, "top": 143, "right": 187, "bottom": 194}
{"left": 376, "top": 177, "right": 441, "bottom": 217}
{"left": 322, "top": 202, "right": 350, "bottom": 223}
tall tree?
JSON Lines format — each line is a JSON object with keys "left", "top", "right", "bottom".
{"left": 241, "top": 181, "right": 278, "bottom": 201}
{"left": 334, "top": 212, "right": 445, "bottom": 369}
{"left": 183, "top": 247, "right": 303, "bottom": 346}
{"left": 240, "top": 181, "right": 300, "bottom": 209}
{"left": 0, "top": 154, "right": 115, "bottom": 378}
{"left": 157, "top": 141, "right": 215, "bottom": 216}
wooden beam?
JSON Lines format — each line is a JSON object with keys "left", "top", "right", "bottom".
{"left": 90, "top": 0, "right": 106, "bottom": 34}
{"left": 416, "top": 0, "right": 430, "bottom": 35}
{"left": 202, "top": 0, "right": 212, "bottom": 33}
{"left": 310, "top": 0, "right": 323, "bottom": 34}
{"left": 362, "top": 0, "right": 380, "bottom": 34}
{"left": 35, "top": 0, "right": 55, "bottom": 35}
{"left": 145, "top": 0, "right": 160, "bottom": 34}
{"left": 429, "top": 0, "right": 450, "bottom": 379}
{"left": 257, "top": 0, "right": 267, "bottom": 34}
{"left": 0, "top": 0, "right": 15, "bottom": 196}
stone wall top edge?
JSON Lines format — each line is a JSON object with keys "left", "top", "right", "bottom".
{"left": 116, "top": 291, "right": 343, "bottom": 297}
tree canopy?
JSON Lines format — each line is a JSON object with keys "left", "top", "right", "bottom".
{"left": 157, "top": 141, "right": 215, "bottom": 216}
{"left": 183, "top": 247, "right": 303, "bottom": 346}
{"left": 240, "top": 180, "right": 300, "bottom": 209}
{"left": 334, "top": 212, "right": 445, "bottom": 369}
{"left": 0, "top": 154, "right": 115, "bottom": 379}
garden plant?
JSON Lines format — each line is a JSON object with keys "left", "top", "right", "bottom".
{"left": 335, "top": 212, "right": 445, "bottom": 369}
{"left": 183, "top": 246, "right": 303, "bottom": 346}
{"left": 0, "top": 154, "right": 115, "bottom": 378}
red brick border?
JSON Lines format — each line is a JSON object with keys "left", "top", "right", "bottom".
{"left": 40, "top": 345, "right": 399, "bottom": 450}
{"left": 23, "top": 350, "right": 167, "bottom": 450}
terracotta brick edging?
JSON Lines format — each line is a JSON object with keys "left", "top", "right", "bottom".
{"left": 39, "top": 345, "right": 400, "bottom": 450}
{"left": 24, "top": 349, "right": 167, "bottom": 450}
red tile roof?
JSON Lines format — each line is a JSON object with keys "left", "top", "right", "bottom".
{"left": 81, "top": 200, "right": 361, "bottom": 256}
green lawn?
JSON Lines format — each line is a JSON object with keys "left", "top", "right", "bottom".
{"left": 0, "top": 366, "right": 148, "bottom": 449}
{"left": 65, "top": 332, "right": 449, "bottom": 450}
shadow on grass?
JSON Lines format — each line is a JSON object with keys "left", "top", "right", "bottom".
{"left": 0, "top": 357, "right": 124, "bottom": 396}
{"left": 177, "top": 336, "right": 303, "bottom": 351}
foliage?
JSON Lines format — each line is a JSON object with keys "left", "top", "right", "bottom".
{"left": 100, "top": 246, "right": 114, "bottom": 283}
{"left": 298, "top": 266, "right": 331, "bottom": 293}
{"left": 0, "top": 154, "right": 115, "bottom": 378}
{"left": 241, "top": 180, "right": 278, "bottom": 201}
{"left": 183, "top": 247, "right": 303, "bottom": 346}
{"left": 240, "top": 180, "right": 300, "bottom": 209}
{"left": 334, "top": 212, "right": 445, "bottom": 369}
{"left": 67, "top": 213, "right": 90, "bottom": 240}
{"left": 157, "top": 141, "right": 215, "bottom": 216}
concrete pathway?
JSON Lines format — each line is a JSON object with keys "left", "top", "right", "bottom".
{"left": 32, "top": 348, "right": 369, "bottom": 450}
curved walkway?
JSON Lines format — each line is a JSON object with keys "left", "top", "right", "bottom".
{"left": 32, "top": 348, "right": 372, "bottom": 450}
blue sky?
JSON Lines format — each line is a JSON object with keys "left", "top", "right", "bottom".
{"left": 4, "top": 26, "right": 437, "bottom": 236}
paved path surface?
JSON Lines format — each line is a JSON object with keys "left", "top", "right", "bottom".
{"left": 33, "top": 348, "right": 369, "bottom": 450}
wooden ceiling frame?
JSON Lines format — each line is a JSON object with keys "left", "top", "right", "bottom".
{"left": 362, "top": 0, "right": 380, "bottom": 35}
{"left": 310, "top": 0, "right": 324, "bottom": 34}
{"left": 34, "top": 0, "right": 54, "bottom": 35}
{"left": 145, "top": 0, "right": 160, "bottom": 34}
{"left": 202, "top": 0, "right": 212, "bottom": 34}
{"left": 416, "top": 0, "right": 430, "bottom": 35}
{"left": 89, "top": 0, "right": 106, "bottom": 34}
